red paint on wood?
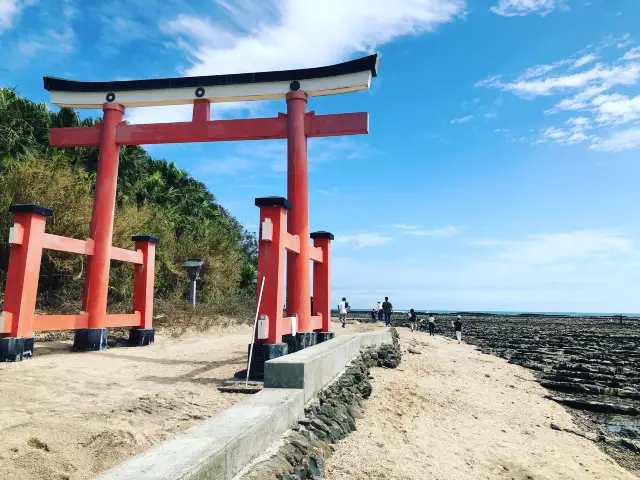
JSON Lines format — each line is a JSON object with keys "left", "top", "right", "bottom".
{"left": 305, "top": 112, "right": 368, "bottom": 138}
{"left": 105, "top": 312, "right": 141, "bottom": 328}
{"left": 309, "top": 315, "right": 323, "bottom": 331}
{"left": 33, "top": 314, "right": 89, "bottom": 331}
{"left": 192, "top": 99, "right": 210, "bottom": 122}
{"left": 1, "top": 312, "right": 13, "bottom": 334}
{"left": 283, "top": 232, "right": 300, "bottom": 254}
{"left": 132, "top": 240, "right": 156, "bottom": 329}
{"left": 256, "top": 205, "right": 288, "bottom": 344}
{"left": 50, "top": 126, "right": 101, "bottom": 147}
{"left": 43, "top": 234, "right": 93, "bottom": 255}
{"left": 3, "top": 212, "right": 48, "bottom": 337}
{"left": 117, "top": 117, "right": 288, "bottom": 145}
{"left": 111, "top": 246, "right": 143, "bottom": 264}
{"left": 309, "top": 245, "right": 323, "bottom": 263}
{"left": 49, "top": 113, "right": 368, "bottom": 147}
{"left": 312, "top": 236, "right": 331, "bottom": 332}
{"left": 286, "top": 91, "right": 311, "bottom": 332}
{"left": 86, "top": 103, "right": 125, "bottom": 329}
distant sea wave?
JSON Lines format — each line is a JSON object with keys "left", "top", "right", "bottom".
{"left": 333, "top": 309, "right": 640, "bottom": 317}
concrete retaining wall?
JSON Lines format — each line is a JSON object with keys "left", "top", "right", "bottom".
{"left": 264, "top": 329, "right": 393, "bottom": 401}
{"left": 98, "top": 328, "right": 392, "bottom": 480}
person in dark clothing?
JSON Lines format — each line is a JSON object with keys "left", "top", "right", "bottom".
{"left": 454, "top": 315, "right": 462, "bottom": 343}
{"left": 408, "top": 308, "right": 417, "bottom": 331}
{"left": 382, "top": 297, "right": 393, "bottom": 327}
{"left": 371, "top": 309, "right": 376, "bottom": 322}
{"left": 428, "top": 313, "right": 436, "bottom": 337}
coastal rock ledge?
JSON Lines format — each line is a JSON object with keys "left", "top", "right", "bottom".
{"left": 240, "top": 328, "right": 402, "bottom": 480}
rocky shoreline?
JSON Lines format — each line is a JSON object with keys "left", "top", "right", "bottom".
{"left": 417, "top": 313, "right": 640, "bottom": 474}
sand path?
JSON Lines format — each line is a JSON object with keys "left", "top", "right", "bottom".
{"left": 325, "top": 329, "right": 637, "bottom": 480}
{"left": 0, "top": 326, "right": 255, "bottom": 480}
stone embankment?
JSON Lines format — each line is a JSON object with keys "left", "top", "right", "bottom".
{"left": 240, "top": 329, "right": 401, "bottom": 480}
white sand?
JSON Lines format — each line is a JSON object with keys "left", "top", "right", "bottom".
{"left": 0, "top": 326, "right": 253, "bottom": 480}
{"left": 2, "top": 322, "right": 632, "bottom": 480}
{"left": 325, "top": 329, "right": 636, "bottom": 480}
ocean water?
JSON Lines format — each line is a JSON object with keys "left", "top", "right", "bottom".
{"left": 342, "top": 309, "right": 640, "bottom": 317}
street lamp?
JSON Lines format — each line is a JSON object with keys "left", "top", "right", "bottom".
{"left": 182, "top": 259, "right": 204, "bottom": 308}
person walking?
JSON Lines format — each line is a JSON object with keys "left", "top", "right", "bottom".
{"left": 376, "top": 301, "right": 383, "bottom": 322}
{"left": 408, "top": 309, "right": 417, "bottom": 331}
{"left": 382, "top": 297, "right": 393, "bottom": 327}
{"left": 428, "top": 313, "right": 436, "bottom": 337}
{"left": 454, "top": 315, "right": 462, "bottom": 343}
{"left": 338, "top": 297, "right": 349, "bottom": 328}
{"left": 370, "top": 309, "right": 376, "bottom": 322}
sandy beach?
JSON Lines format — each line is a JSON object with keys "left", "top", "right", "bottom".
{"left": 0, "top": 322, "right": 635, "bottom": 480}
{"left": 0, "top": 326, "right": 254, "bottom": 480}
{"left": 325, "top": 328, "right": 635, "bottom": 480}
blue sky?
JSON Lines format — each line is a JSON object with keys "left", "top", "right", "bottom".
{"left": 2, "top": 0, "right": 640, "bottom": 313}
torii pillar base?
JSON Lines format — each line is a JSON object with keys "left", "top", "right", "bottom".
{"left": 283, "top": 332, "right": 317, "bottom": 354}
{"left": 316, "top": 332, "right": 335, "bottom": 343}
{"left": 129, "top": 328, "right": 155, "bottom": 347}
{"left": 73, "top": 328, "right": 108, "bottom": 352}
{"left": 0, "top": 337, "right": 34, "bottom": 362}
{"left": 246, "top": 342, "right": 289, "bottom": 380}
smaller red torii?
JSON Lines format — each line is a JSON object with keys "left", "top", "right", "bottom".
{"left": 0, "top": 54, "right": 378, "bottom": 363}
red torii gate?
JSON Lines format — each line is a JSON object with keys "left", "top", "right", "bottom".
{"left": 0, "top": 54, "right": 378, "bottom": 365}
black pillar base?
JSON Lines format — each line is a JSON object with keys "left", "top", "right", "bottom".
{"left": 73, "top": 328, "right": 108, "bottom": 352}
{"left": 129, "top": 328, "right": 155, "bottom": 346}
{"left": 283, "top": 332, "right": 317, "bottom": 354}
{"left": 247, "top": 342, "right": 288, "bottom": 380}
{"left": 0, "top": 337, "right": 35, "bottom": 362}
{"left": 316, "top": 331, "right": 335, "bottom": 343}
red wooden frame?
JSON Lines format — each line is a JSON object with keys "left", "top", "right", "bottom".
{"left": 0, "top": 208, "right": 155, "bottom": 337}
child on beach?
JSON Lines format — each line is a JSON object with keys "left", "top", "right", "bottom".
{"left": 454, "top": 315, "right": 462, "bottom": 343}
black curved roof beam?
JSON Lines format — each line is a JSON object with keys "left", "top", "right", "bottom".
{"left": 44, "top": 54, "right": 379, "bottom": 109}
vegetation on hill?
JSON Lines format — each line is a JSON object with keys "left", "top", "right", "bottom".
{"left": 0, "top": 87, "right": 257, "bottom": 322}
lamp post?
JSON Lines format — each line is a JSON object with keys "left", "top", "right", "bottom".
{"left": 182, "top": 259, "right": 204, "bottom": 308}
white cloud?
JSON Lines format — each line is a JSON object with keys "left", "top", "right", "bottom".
{"left": 566, "top": 116, "right": 590, "bottom": 127}
{"left": 592, "top": 93, "right": 640, "bottom": 125}
{"left": 572, "top": 53, "right": 597, "bottom": 69}
{"left": 590, "top": 127, "right": 640, "bottom": 152}
{"left": 478, "top": 36, "right": 640, "bottom": 151}
{"left": 451, "top": 115, "right": 473, "bottom": 124}
{"left": 623, "top": 47, "right": 640, "bottom": 61}
{"left": 493, "top": 128, "right": 508, "bottom": 133}
{"left": 490, "top": 0, "right": 567, "bottom": 17}
{"left": 405, "top": 225, "right": 460, "bottom": 237}
{"left": 542, "top": 126, "right": 568, "bottom": 140}
{"left": 334, "top": 233, "right": 393, "bottom": 248}
{"left": 479, "top": 62, "right": 640, "bottom": 98}
{"left": 393, "top": 223, "right": 423, "bottom": 230}
{"left": 483, "top": 112, "right": 497, "bottom": 119}
{"left": 0, "top": 0, "right": 28, "bottom": 34}
{"left": 3, "top": 0, "right": 76, "bottom": 67}
{"left": 162, "top": 0, "right": 466, "bottom": 78}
